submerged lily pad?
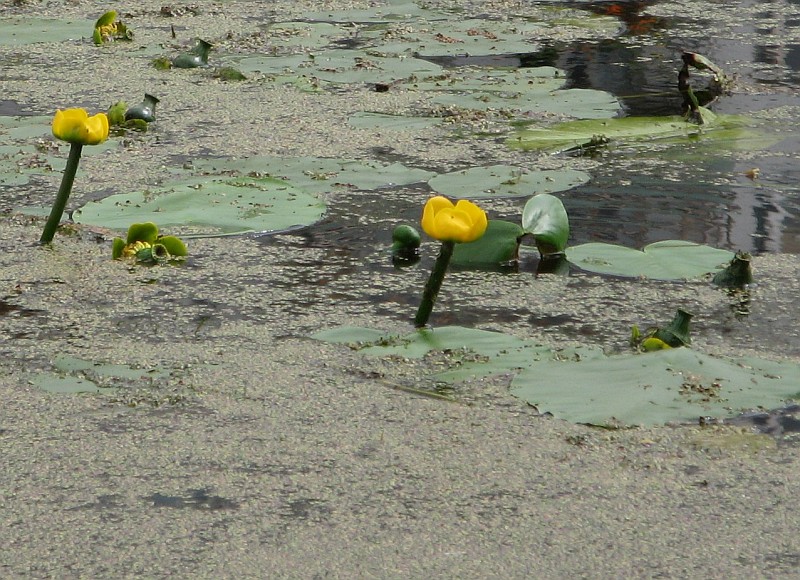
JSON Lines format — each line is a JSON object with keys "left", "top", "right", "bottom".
{"left": 428, "top": 164, "right": 590, "bottom": 199}
{"left": 566, "top": 240, "right": 734, "bottom": 280}
{"left": 73, "top": 176, "right": 326, "bottom": 236}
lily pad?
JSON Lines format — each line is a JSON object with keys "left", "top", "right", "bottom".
{"left": 316, "top": 325, "right": 800, "bottom": 426}
{"left": 73, "top": 176, "right": 326, "bottom": 236}
{"left": 452, "top": 220, "right": 524, "bottom": 266}
{"left": 0, "top": 18, "right": 92, "bottom": 46}
{"left": 186, "top": 156, "right": 435, "bottom": 193}
{"left": 349, "top": 111, "right": 442, "bottom": 130}
{"left": 507, "top": 109, "right": 764, "bottom": 152}
{"left": 29, "top": 374, "right": 101, "bottom": 394}
{"left": 432, "top": 85, "right": 620, "bottom": 119}
{"left": 428, "top": 164, "right": 590, "bottom": 199}
{"left": 511, "top": 348, "right": 800, "bottom": 427}
{"left": 521, "top": 193, "right": 570, "bottom": 255}
{"left": 566, "top": 240, "right": 734, "bottom": 280}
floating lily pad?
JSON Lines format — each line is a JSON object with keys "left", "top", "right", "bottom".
{"left": 316, "top": 325, "right": 800, "bottom": 426}
{"left": 187, "top": 156, "right": 435, "bottom": 193}
{"left": 0, "top": 18, "right": 92, "bottom": 46}
{"left": 511, "top": 348, "right": 800, "bottom": 427}
{"left": 566, "top": 240, "right": 734, "bottom": 280}
{"left": 235, "top": 49, "right": 444, "bottom": 84}
{"left": 73, "top": 176, "right": 326, "bottom": 236}
{"left": 507, "top": 109, "right": 767, "bottom": 152}
{"left": 29, "top": 374, "right": 101, "bottom": 394}
{"left": 428, "top": 164, "right": 590, "bottom": 199}
{"left": 433, "top": 85, "right": 620, "bottom": 119}
{"left": 349, "top": 111, "right": 442, "bottom": 130}
{"left": 314, "top": 325, "right": 534, "bottom": 359}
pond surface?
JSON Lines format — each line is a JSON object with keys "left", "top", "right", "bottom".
{"left": 275, "top": 0, "right": 800, "bottom": 260}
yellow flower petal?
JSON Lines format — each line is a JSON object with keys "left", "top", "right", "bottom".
{"left": 52, "top": 108, "right": 109, "bottom": 145}
{"left": 420, "top": 196, "right": 487, "bottom": 243}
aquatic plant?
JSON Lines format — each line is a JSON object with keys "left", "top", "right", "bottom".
{"left": 414, "top": 196, "right": 487, "bottom": 327}
{"left": 111, "top": 222, "right": 188, "bottom": 265}
{"left": 92, "top": 10, "right": 132, "bottom": 45}
{"left": 631, "top": 309, "right": 693, "bottom": 352}
{"left": 125, "top": 94, "right": 160, "bottom": 123}
{"left": 391, "top": 225, "right": 421, "bottom": 264}
{"left": 172, "top": 38, "right": 213, "bottom": 68}
{"left": 40, "top": 108, "right": 109, "bottom": 244}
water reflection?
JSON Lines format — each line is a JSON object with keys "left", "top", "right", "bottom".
{"left": 508, "top": 1, "right": 800, "bottom": 254}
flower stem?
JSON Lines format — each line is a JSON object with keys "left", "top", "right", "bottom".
{"left": 414, "top": 241, "right": 455, "bottom": 328}
{"left": 40, "top": 142, "right": 83, "bottom": 244}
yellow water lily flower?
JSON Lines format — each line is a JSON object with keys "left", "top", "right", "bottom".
{"left": 421, "top": 196, "right": 488, "bottom": 244}
{"left": 52, "top": 108, "right": 109, "bottom": 145}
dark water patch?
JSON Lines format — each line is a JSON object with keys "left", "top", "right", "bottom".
{"left": 146, "top": 488, "right": 239, "bottom": 510}
{"left": 725, "top": 405, "right": 800, "bottom": 442}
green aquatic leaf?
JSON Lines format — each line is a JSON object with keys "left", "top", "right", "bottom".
{"left": 158, "top": 235, "right": 188, "bottom": 257}
{"left": 317, "top": 325, "right": 800, "bottom": 426}
{"left": 566, "top": 240, "right": 734, "bottom": 280}
{"left": 30, "top": 374, "right": 101, "bottom": 394}
{"left": 427, "top": 164, "right": 590, "bottom": 199}
{"left": 0, "top": 18, "right": 92, "bottom": 46}
{"left": 73, "top": 177, "right": 326, "bottom": 236}
{"left": 451, "top": 220, "right": 523, "bottom": 266}
{"left": 94, "top": 11, "right": 118, "bottom": 28}
{"left": 521, "top": 193, "right": 570, "bottom": 255}
{"left": 432, "top": 86, "right": 620, "bottom": 119}
{"left": 126, "top": 222, "right": 159, "bottom": 244}
{"left": 511, "top": 348, "right": 800, "bottom": 427}
{"left": 506, "top": 108, "right": 766, "bottom": 152}
{"left": 186, "top": 156, "right": 435, "bottom": 193}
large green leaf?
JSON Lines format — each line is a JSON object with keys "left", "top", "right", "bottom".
{"left": 521, "top": 193, "right": 570, "bottom": 255}
{"left": 316, "top": 325, "right": 800, "bottom": 426}
{"left": 186, "top": 156, "right": 435, "bottom": 193}
{"left": 0, "top": 18, "right": 92, "bottom": 46}
{"left": 427, "top": 164, "right": 590, "bottom": 199}
{"left": 566, "top": 240, "right": 734, "bottom": 280}
{"left": 511, "top": 348, "right": 800, "bottom": 427}
{"left": 73, "top": 177, "right": 326, "bottom": 236}
{"left": 451, "top": 220, "right": 523, "bottom": 266}
{"left": 507, "top": 109, "right": 762, "bottom": 152}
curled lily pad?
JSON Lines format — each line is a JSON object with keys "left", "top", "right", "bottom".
{"left": 712, "top": 252, "right": 754, "bottom": 287}
{"left": 126, "top": 222, "right": 158, "bottom": 244}
{"left": 521, "top": 193, "right": 570, "bottom": 255}
{"left": 172, "top": 39, "right": 213, "bottom": 68}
